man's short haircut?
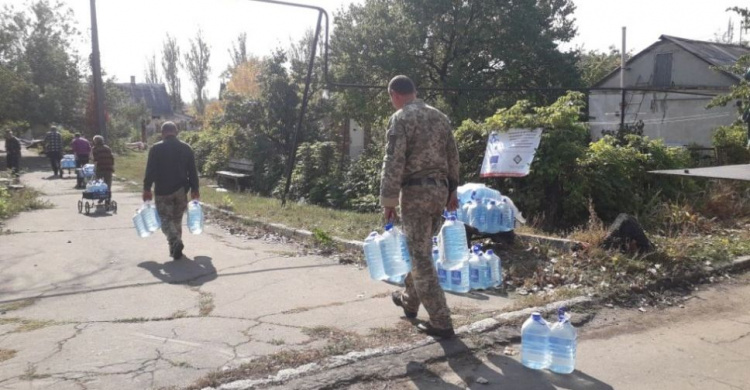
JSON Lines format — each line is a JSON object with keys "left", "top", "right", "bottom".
{"left": 74, "top": 133, "right": 81, "bottom": 137}
{"left": 161, "top": 121, "right": 178, "bottom": 133}
{"left": 50, "top": 126, "right": 58, "bottom": 132}
{"left": 388, "top": 75, "right": 416, "bottom": 95}
{"left": 93, "top": 135, "right": 104, "bottom": 145}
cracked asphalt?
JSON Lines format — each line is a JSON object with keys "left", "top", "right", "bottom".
{"left": 0, "top": 166, "right": 514, "bottom": 390}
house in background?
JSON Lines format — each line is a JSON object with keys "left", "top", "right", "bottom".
{"left": 589, "top": 35, "right": 750, "bottom": 147}
{"left": 116, "top": 76, "right": 196, "bottom": 138}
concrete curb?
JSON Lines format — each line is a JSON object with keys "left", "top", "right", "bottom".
{"left": 202, "top": 295, "right": 594, "bottom": 390}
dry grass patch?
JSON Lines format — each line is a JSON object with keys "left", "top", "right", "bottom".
{"left": 0, "top": 349, "right": 17, "bottom": 363}
{"left": 0, "top": 317, "right": 57, "bottom": 333}
{"left": 0, "top": 299, "right": 37, "bottom": 312}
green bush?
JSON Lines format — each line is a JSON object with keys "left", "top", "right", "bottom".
{"left": 283, "top": 141, "right": 347, "bottom": 207}
{"left": 713, "top": 124, "right": 750, "bottom": 165}
{"left": 582, "top": 135, "right": 694, "bottom": 223}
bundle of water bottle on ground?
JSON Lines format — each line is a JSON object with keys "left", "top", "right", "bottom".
{"left": 521, "top": 308, "right": 578, "bottom": 374}
{"left": 456, "top": 183, "right": 520, "bottom": 234}
{"left": 132, "top": 200, "right": 204, "bottom": 238}
{"left": 363, "top": 214, "right": 502, "bottom": 292}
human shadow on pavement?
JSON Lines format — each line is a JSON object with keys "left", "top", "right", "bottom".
{"left": 407, "top": 338, "right": 613, "bottom": 390}
{"left": 138, "top": 255, "right": 217, "bottom": 286}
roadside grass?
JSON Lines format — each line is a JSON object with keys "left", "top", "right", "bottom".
{"left": 0, "top": 173, "right": 51, "bottom": 223}
{"left": 187, "top": 322, "right": 421, "bottom": 390}
{"left": 116, "top": 152, "right": 381, "bottom": 241}
{"left": 0, "top": 317, "right": 57, "bottom": 333}
{"left": 0, "top": 299, "right": 37, "bottom": 312}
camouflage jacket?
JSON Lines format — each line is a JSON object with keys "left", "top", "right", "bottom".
{"left": 379, "top": 99, "right": 460, "bottom": 207}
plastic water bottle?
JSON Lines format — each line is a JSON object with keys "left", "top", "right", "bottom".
{"left": 99, "top": 181, "right": 108, "bottom": 194}
{"left": 468, "top": 245, "right": 486, "bottom": 290}
{"left": 132, "top": 209, "right": 151, "bottom": 238}
{"left": 387, "top": 274, "right": 405, "bottom": 285}
{"left": 446, "top": 256, "right": 470, "bottom": 293}
{"left": 364, "top": 232, "right": 387, "bottom": 281}
{"left": 380, "top": 224, "right": 410, "bottom": 278}
{"left": 436, "top": 260, "right": 450, "bottom": 291}
{"left": 396, "top": 226, "right": 412, "bottom": 272}
{"left": 187, "top": 200, "right": 204, "bottom": 235}
{"left": 432, "top": 237, "right": 440, "bottom": 267}
{"left": 464, "top": 200, "right": 479, "bottom": 230}
{"left": 549, "top": 308, "right": 577, "bottom": 374}
{"left": 472, "top": 199, "right": 488, "bottom": 233}
{"left": 439, "top": 215, "right": 468, "bottom": 264}
{"left": 460, "top": 201, "right": 472, "bottom": 225}
{"left": 521, "top": 312, "right": 551, "bottom": 370}
{"left": 484, "top": 249, "right": 502, "bottom": 288}
{"left": 485, "top": 201, "right": 502, "bottom": 234}
{"left": 141, "top": 201, "right": 161, "bottom": 232}
{"left": 497, "top": 200, "right": 512, "bottom": 232}
{"left": 501, "top": 197, "right": 515, "bottom": 231}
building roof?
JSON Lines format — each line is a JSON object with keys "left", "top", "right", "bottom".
{"left": 594, "top": 35, "right": 750, "bottom": 87}
{"left": 115, "top": 83, "right": 174, "bottom": 117}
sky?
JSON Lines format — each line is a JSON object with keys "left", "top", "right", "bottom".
{"left": 2, "top": 0, "right": 746, "bottom": 102}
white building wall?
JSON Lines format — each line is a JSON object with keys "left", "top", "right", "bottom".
{"left": 591, "top": 40, "right": 740, "bottom": 147}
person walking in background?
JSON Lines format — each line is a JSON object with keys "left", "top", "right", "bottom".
{"left": 91, "top": 135, "right": 115, "bottom": 195}
{"left": 43, "top": 126, "right": 63, "bottom": 177}
{"left": 4, "top": 130, "right": 21, "bottom": 176}
{"left": 381, "top": 75, "right": 460, "bottom": 339}
{"left": 142, "top": 122, "right": 200, "bottom": 260}
{"left": 71, "top": 133, "right": 92, "bottom": 168}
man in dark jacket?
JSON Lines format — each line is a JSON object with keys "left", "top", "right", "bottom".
{"left": 142, "top": 122, "right": 200, "bottom": 260}
{"left": 4, "top": 130, "right": 21, "bottom": 176}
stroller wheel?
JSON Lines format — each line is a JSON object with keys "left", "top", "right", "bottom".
{"left": 84, "top": 202, "right": 91, "bottom": 214}
{"left": 111, "top": 201, "right": 118, "bottom": 213}
{"left": 77, "top": 200, "right": 83, "bottom": 213}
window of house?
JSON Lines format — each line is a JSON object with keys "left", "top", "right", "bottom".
{"left": 653, "top": 53, "right": 673, "bottom": 87}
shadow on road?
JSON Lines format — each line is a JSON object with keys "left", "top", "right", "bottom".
{"left": 138, "top": 255, "right": 218, "bottom": 286}
{"left": 407, "top": 338, "right": 613, "bottom": 390}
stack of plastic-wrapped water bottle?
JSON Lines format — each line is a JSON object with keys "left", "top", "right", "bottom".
{"left": 85, "top": 179, "right": 108, "bottom": 194}
{"left": 456, "top": 183, "right": 518, "bottom": 233}
{"left": 362, "top": 223, "right": 412, "bottom": 285}
{"left": 521, "top": 308, "right": 578, "bottom": 374}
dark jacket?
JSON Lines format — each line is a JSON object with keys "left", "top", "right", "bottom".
{"left": 92, "top": 145, "right": 115, "bottom": 174}
{"left": 5, "top": 136, "right": 21, "bottom": 156}
{"left": 143, "top": 136, "right": 199, "bottom": 196}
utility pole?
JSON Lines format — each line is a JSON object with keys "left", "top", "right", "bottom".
{"left": 619, "top": 26, "right": 627, "bottom": 131}
{"left": 90, "top": 0, "right": 107, "bottom": 141}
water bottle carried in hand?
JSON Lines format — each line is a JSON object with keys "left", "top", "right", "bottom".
{"left": 363, "top": 232, "right": 387, "bottom": 281}
{"left": 548, "top": 308, "right": 577, "bottom": 374}
{"left": 380, "top": 223, "right": 410, "bottom": 278}
{"left": 141, "top": 201, "right": 161, "bottom": 232}
{"left": 521, "top": 312, "right": 551, "bottom": 370}
{"left": 132, "top": 208, "right": 151, "bottom": 238}
{"left": 187, "top": 200, "right": 204, "bottom": 235}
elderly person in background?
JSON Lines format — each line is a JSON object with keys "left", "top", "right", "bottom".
{"left": 91, "top": 135, "right": 115, "bottom": 196}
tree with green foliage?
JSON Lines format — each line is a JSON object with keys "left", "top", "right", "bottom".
{"left": 143, "top": 53, "right": 161, "bottom": 84}
{"left": 184, "top": 29, "right": 211, "bottom": 116}
{"left": 330, "top": 0, "right": 582, "bottom": 124}
{"left": 576, "top": 46, "right": 628, "bottom": 87}
{"left": 0, "top": 0, "right": 83, "bottom": 127}
{"left": 161, "top": 34, "right": 182, "bottom": 112}
{"left": 707, "top": 54, "right": 750, "bottom": 163}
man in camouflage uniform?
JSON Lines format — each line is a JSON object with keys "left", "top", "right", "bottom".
{"left": 380, "top": 75, "right": 460, "bottom": 339}
{"left": 143, "top": 122, "right": 200, "bottom": 260}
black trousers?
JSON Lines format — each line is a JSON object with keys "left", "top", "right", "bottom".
{"left": 47, "top": 151, "right": 62, "bottom": 175}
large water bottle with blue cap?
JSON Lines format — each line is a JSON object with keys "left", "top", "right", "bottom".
{"left": 436, "top": 260, "right": 450, "bottom": 291}
{"left": 141, "top": 201, "right": 161, "bottom": 232}
{"left": 397, "top": 226, "right": 412, "bottom": 271}
{"left": 187, "top": 200, "right": 204, "bottom": 234}
{"left": 485, "top": 200, "right": 503, "bottom": 234}
{"left": 468, "top": 245, "right": 487, "bottom": 290}
{"left": 497, "top": 199, "right": 512, "bottom": 232}
{"left": 439, "top": 215, "right": 468, "bottom": 264}
{"left": 431, "top": 237, "right": 440, "bottom": 267}
{"left": 549, "top": 308, "right": 577, "bottom": 374}
{"left": 363, "top": 232, "right": 387, "bottom": 281}
{"left": 132, "top": 209, "right": 151, "bottom": 238}
{"left": 464, "top": 200, "right": 478, "bottom": 230}
{"left": 380, "top": 223, "right": 410, "bottom": 278}
{"left": 521, "top": 312, "right": 551, "bottom": 370}
{"left": 471, "top": 199, "right": 488, "bottom": 232}
{"left": 446, "top": 257, "right": 469, "bottom": 293}
{"left": 484, "top": 249, "right": 502, "bottom": 288}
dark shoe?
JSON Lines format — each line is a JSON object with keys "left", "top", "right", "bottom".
{"left": 416, "top": 323, "right": 455, "bottom": 339}
{"left": 172, "top": 242, "right": 184, "bottom": 260}
{"left": 391, "top": 291, "right": 417, "bottom": 319}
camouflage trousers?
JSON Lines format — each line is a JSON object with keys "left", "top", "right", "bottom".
{"left": 155, "top": 187, "right": 188, "bottom": 248}
{"left": 399, "top": 185, "right": 453, "bottom": 330}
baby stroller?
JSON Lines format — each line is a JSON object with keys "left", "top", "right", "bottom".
{"left": 75, "top": 164, "right": 96, "bottom": 189}
{"left": 78, "top": 178, "right": 117, "bottom": 215}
